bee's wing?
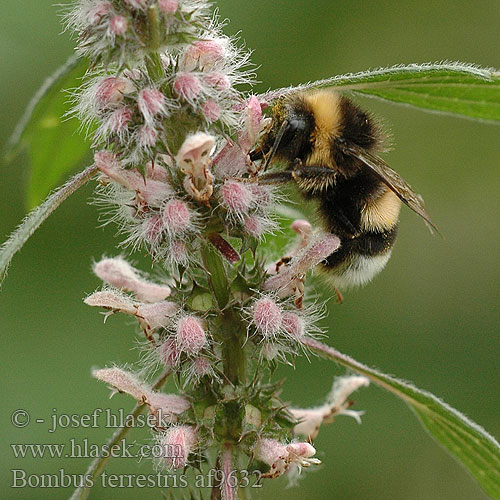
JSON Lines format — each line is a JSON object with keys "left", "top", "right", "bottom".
{"left": 338, "top": 141, "right": 439, "bottom": 234}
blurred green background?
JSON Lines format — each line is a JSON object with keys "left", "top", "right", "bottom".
{"left": 1, "top": 0, "right": 499, "bottom": 499}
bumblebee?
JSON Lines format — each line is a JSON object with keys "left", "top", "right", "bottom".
{"left": 250, "top": 89, "right": 437, "bottom": 290}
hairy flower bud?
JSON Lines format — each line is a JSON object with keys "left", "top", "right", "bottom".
{"left": 145, "top": 393, "right": 190, "bottom": 424}
{"left": 136, "top": 301, "right": 179, "bottom": 330}
{"left": 95, "top": 76, "right": 134, "bottom": 108}
{"left": 251, "top": 297, "right": 282, "bottom": 338}
{"left": 93, "top": 256, "right": 171, "bottom": 302}
{"left": 92, "top": 366, "right": 148, "bottom": 401}
{"left": 158, "top": 339, "right": 181, "bottom": 369}
{"left": 138, "top": 88, "right": 166, "bottom": 123}
{"left": 158, "top": 0, "right": 178, "bottom": 14}
{"left": 201, "top": 99, "right": 221, "bottom": 122}
{"left": 109, "top": 15, "right": 128, "bottom": 35}
{"left": 157, "top": 425, "right": 198, "bottom": 469}
{"left": 162, "top": 199, "right": 194, "bottom": 235}
{"left": 173, "top": 73, "right": 202, "bottom": 102}
{"left": 220, "top": 180, "right": 253, "bottom": 219}
{"left": 254, "top": 438, "right": 320, "bottom": 479}
{"left": 281, "top": 312, "right": 305, "bottom": 340}
{"left": 182, "top": 39, "right": 226, "bottom": 71}
{"left": 175, "top": 316, "right": 207, "bottom": 355}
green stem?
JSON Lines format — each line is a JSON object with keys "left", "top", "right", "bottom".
{"left": 144, "top": 5, "right": 164, "bottom": 82}
{"left": 68, "top": 370, "right": 171, "bottom": 500}
{"left": 221, "top": 310, "right": 246, "bottom": 385}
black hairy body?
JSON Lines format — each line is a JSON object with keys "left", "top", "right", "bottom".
{"left": 251, "top": 89, "right": 434, "bottom": 290}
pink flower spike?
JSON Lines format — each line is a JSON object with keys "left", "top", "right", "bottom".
{"left": 157, "top": 425, "right": 198, "bottom": 469}
{"left": 92, "top": 367, "right": 147, "bottom": 401}
{"left": 138, "top": 88, "right": 166, "bottom": 123}
{"left": 201, "top": 99, "right": 221, "bottom": 122}
{"left": 158, "top": 0, "right": 178, "bottom": 14}
{"left": 109, "top": 15, "right": 128, "bottom": 35}
{"left": 173, "top": 72, "right": 202, "bottom": 102}
{"left": 252, "top": 297, "right": 282, "bottom": 338}
{"left": 175, "top": 316, "right": 207, "bottom": 355}
{"left": 93, "top": 256, "right": 171, "bottom": 302}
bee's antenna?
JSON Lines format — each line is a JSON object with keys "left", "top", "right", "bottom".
{"left": 262, "top": 119, "right": 289, "bottom": 172}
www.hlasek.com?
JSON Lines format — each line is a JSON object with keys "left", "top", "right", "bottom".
{"left": 11, "top": 438, "right": 182, "bottom": 460}
{"left": 11, "top": 469, "right": 264, "bottom": 489}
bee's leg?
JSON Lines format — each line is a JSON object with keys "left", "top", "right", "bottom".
{"left": 253, "top": 170, "right": 296, "bottom": 185}
{"left": 290, "top": 164, "right": 337, "bottom": 192}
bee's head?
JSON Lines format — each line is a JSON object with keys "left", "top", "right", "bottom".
{"left": 250, "top": 95, "right": 315, "bottom": 166}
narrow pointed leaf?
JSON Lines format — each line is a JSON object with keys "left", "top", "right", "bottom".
{"left": 0, "top": 165, "right": 97, "bottom": 287}
{"left": 260, "top": 62, "right": 500, "bottom": 123}
{"left": 6, "top": 55, "right": 91, "bottom": 209}
{"left": 303, "top": 337, "right": 500, "bottom": 499}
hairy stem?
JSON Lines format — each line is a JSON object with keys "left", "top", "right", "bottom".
{"left": 69, "top": 369, "right": 171, "bottom": 500}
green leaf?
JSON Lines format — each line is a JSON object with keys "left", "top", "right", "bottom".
{"left": 6, "top": 55, "right": 91, "bottom": 209}
{"left": 303, "top": 337, "right": 500, "bottom": 499}
{"left": 261, "top": 62, "right": 500, "bottom": 123}
{"left": 0, "top": 165, "right": 98, "bottom": 287}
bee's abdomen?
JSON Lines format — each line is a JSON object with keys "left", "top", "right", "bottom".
{"left": 320, "top": 227, "right": 398, "bottom": 289}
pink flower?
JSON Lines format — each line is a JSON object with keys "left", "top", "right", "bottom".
{"left": 173, "top": 73, "right": 202, "bottom": 102}
{"left": 109, "top": 15, "right": 128, "bottom": 35}
{"left": 201, "top": 99, "right": 221, "bottom": 122}
{"left": 95, "top": 76, "right": 134, "bottom": 107}
{"left": 281, "top": 312, "right": 305, "bottom": 340}
{"left": 162, "top": 199, "right": 193, "bottom": 235}
{"left": 138, "top": 88, "right": 166, "bottom": 123}
{"left": 175, "top": 316, "right": 207, "bottom": 355}
{"left": 220, "top": 180, "right": 253, "bottom": 219}
{"left": 252, "top": 297, "right": 282, "bottom": 338}
{"left": 204, "top": 72, "right": 231, "bottom": 91}
{"left": 93, "top": 256, "right": 171, "bottom": 302}
{"left": 158, "top": 339, "right": 181, "bottom": 369}
{"left": 290, "top": 375, "right": 370, "bottom": 439}
{"left": 157, "top": 425, "right": 198, "bottom": 469}
{"left": 158, "top": 0, "right": 178, "bottom": 14}
{"left": 182, "top": 39, "right": 226, "bottom": 71}
{"left": 254, "top": 438, "right": 320, "bottom": 479}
